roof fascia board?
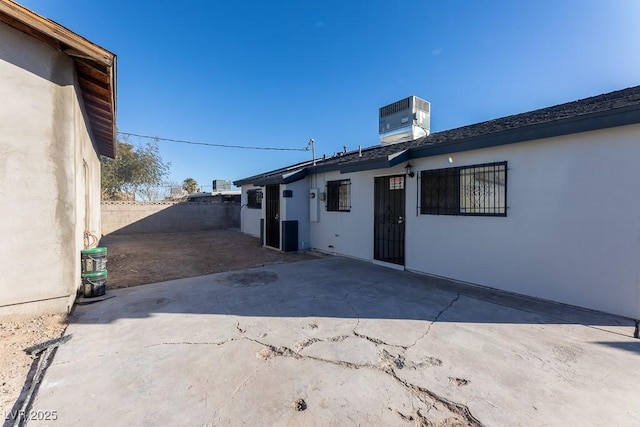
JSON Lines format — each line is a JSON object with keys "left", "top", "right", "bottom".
{"left": 282, "top": 168, "right": 307, "bottom": 183}
{"left": 106, "top": 54, "right": 117, "bottom": 157}
{"left": 337, "top": 158, "right": 391, "bottom": 174}
{"left": 233, "top": 178, "right": 253, "bottom": 186}
{"left": 234, "top": 160, "right": 315, "bottom": 186}
{"left": 0, "top": 1, "right": 114, "bottom": 66}
{"left": 281, "top": 168, "right": 304, "bottom": 181}
{"left": 410, "top": 105, "right": 640, "bottom": 160}
{"left": 330, "top": 149, "right": 409, "bottom": 174}
{"left": 307, "top": 163, "right": 340, "bottom": 174}
{"left": 307, "top": 149, "right": 409, "bottom": 175}
{"left": 252, "top": 176, "right": 284, "bottom": 186}
{"left": 248, "top": 168, "right": 308, "bottom": 187}
{"left": 388, "top": 149, "right": 410, "bottom": 166}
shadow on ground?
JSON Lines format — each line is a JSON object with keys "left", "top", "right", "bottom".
{"left": 29, "top": 256, "right": 640, "bottom": 426}
{"left": 71, "top": 256, "right": 635, "bottom": 335}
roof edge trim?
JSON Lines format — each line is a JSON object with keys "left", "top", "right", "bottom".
{"left": 410, "top": 103, "right": 640, "bottom": 161}
{"left": 0, "top": 0, "right": 114, "bottom": 66}
{"left": 237, "top": 168, "right": 308, "bottom": 187}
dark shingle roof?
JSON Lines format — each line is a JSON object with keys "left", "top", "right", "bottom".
{"left": 235, "top": 85, "right": 640, "bottom": 186}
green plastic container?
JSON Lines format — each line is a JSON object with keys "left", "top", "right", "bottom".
{"left": 81, "top": 270, "right": 107, "bottom": 298}
{"left": 81, "top": 247, "right": 107, "bottom": 274}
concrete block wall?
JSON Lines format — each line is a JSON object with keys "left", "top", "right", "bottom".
{"left": 102, "top": 201, "right": 240, "bottom": 235}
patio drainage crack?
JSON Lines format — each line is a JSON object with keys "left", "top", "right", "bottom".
{"left": 343, "top": 283, "right": 367, "bottom": 319}
{"left": 247, "top": 337, "right": 484, "bottom": 426}
{"left": 408, "top": 293, "right": 461, "bottom": 349}
{"left": 236, "top": 321, "right": 247, "bottom": 334}
{"left": 213, "top": 363, "right": 264, "bottom": 418}
{"left": 386, "top": 367, "right": 484, "bottom": 427}
{"left": 352, "top": 331, "right": 408, "bottom": 349}
{"left": 249, "top": 337, "right": 375, "bottom": 369}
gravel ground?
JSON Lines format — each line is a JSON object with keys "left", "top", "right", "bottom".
{"left": 0, "top": 314, "right": 67, "bottom": 417}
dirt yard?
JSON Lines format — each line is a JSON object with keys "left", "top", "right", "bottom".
{"left": 0, "top": 314, "right": 67, "bottom": 417}
{"left": 0, "top": 229, "right": 318, "bottom": 418}
{"left": 102, "top": 229, "right": 318, "bottom": 288}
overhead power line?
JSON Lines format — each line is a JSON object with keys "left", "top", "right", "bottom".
{"left": 118, "top": 132, "right": 308, "bottom": 152}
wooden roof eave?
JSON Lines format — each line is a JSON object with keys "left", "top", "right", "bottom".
{"left": 0, "top": 1, "right": 113, "bottom": 67}
{"left": 0, "top": 0, "right": 117, "bottom": 158}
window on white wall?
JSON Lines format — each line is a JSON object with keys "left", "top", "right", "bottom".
{"left": 420, "top": 161, "right": 507, "bottom": 216}
{"left": 326, "top": 179, "right": 351, "bottom": 212}
{"left": 247, "top": 189, "right": 262, "bottom": 209}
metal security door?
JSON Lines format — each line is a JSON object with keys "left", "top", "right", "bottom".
{"left": 374, "top": 175, "right": 406, "bottom": 265}
{"left": 265, "top": 185, "right": 280, "bottom": 249}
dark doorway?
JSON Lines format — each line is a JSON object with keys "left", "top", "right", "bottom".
{"left": 374, "top": 175, "right": 406, "bottom": 265}
{"left": 265, "top": 185, "right": 280, "bottom": 249}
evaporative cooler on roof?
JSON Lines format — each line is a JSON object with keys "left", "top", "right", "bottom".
{"left": 378, "top": 96, "right": 430, "bottom": 145}
{"left": 212, "top": 179, "right": 232, "bottom": 192}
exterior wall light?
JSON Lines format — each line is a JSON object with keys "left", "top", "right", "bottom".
{"left": 405, "top": 163, "right": 415, "bottom": 178}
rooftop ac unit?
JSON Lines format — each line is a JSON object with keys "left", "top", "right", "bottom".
{"left": 212, "top": 179, "right": 232, "bottom": 192}
{"left": 378, "top": 95, "right": 430, "bottom": 145}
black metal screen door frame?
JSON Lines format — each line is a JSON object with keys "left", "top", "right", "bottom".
{"left": 265, "top": 184, "right": 280, "bottom": 249}
{"left": 374, "top": 175, "right": 406, "bottom": 265}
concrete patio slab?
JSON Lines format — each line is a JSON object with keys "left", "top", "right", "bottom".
{"left": 25, "top": 257, "right": 640, "bottom": 426}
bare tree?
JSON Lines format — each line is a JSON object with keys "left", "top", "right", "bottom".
{"left": 101, "top": 140, "right": 170, "bottom": 201}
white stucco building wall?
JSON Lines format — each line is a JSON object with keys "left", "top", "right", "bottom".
{"left": 240, "top": 184, "right": 263, "bottom": 238}
{"left": 0, "top": 21, "right": 103, "bottom": 315}
{"left": 404, "top": 124, "right": 640, "bottom": 319}
{"left": 241, "top": 180, "right": 312, "bottom": 251}
{"left": 281, "top": 178, "right": 311, "bottom": 251}
{"left": 307, "top": 125, "right": 640, "bottom": 318}
{"left": 235, "top": 85, "right": 640, "bottom": 319}
{"left": 309, "top": 165, "right": 407, "bottom": 261}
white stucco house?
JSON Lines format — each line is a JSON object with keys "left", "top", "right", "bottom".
{"left": 0, "top": 0, "right": 116, "bottom": 315}
{"left": 235, "top": 85, "right": 640, "bottom": 321}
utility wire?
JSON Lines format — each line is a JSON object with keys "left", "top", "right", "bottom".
{"left": 118, "top": 132, "right": 309, "bottom": 152}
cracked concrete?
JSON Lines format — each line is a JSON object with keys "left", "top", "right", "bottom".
{"left": 26, "top": 257, "right": 640, "bottom": 426}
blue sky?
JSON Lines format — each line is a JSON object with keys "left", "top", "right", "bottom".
{"left": 18, "top": 0, "right": 640, "bottom": 191}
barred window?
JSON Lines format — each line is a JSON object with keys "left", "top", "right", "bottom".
{"left": 421, "top": 162, "right": 507, "bottom": 216}
{"left": 326, "top": 179, "right": 351, "bottom": 212}
{"left": 247, "top": 189, "right": 262, "bottom": 209}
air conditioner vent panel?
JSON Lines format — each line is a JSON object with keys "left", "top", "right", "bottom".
{"left": 378, "top": 95, "right": 430, "bottom": 145}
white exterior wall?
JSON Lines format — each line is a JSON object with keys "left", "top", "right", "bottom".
{"left": 282, "top": 178, "right": 311, "bottom": 250}
{"left": 238, "top": 123, "right": 639, "bottom": 318}
{"left": 404, "top": 124, "right": 640, "bottom": 319}
{"left": 240, "top": 184, "right": 263, "bottom": 238}
{"left": 0, "top": 22, "right": 102, "bottom": 315}
{"left": 309, "top": 165, "right": 408, "bottom": 260}
{"left": 306, "top": 125, "right": 640, "bottom": 318}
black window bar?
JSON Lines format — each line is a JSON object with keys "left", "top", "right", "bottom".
{"left": 247, "top": 189, "right": 262, "bottom": 209}
{"left": 419, "top": 161, "right": 507, "bottom": 217}
{"left": 326, "top": 179, "right": 351, "bottom": 212}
